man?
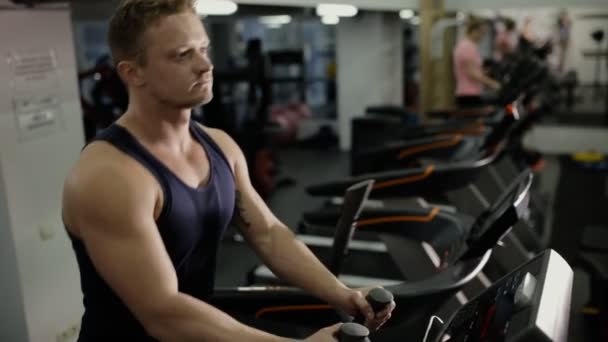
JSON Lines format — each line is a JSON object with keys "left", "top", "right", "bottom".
{"left": 494, "top": 18, "right": 518, "bottom": 63}
{"left": 62, "top": 0, "right": 395, "bottom": 341}
{"left": 453, "top": 16, "right": 501, "bottom": 107}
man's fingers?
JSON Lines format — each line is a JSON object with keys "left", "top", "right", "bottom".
{"left": 369, "top": 310, "right": 393, "bottom": 331}
{"left": 326, "top": 322, "right": 343, "bottom": 334}
{"left": 376, "top": 301, "right": 396, "bottom": 319}
{"left": 353, "top": 291, "right": 375, "bottom": 320}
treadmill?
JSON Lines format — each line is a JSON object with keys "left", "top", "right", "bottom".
{"left": 351, "top": 58, "right": 549, "bottom": 176}
{"left": 250, "top": 169, "right": 533, "bottom": 290}
{"left": 211, "top": 178, "right": 572, "bottom": 342}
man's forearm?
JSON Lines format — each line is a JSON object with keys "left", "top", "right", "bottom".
{"left": 257, "top": 225, "right": 350, "bottom": 309}
{"left": 149, "top": 292, "right": 290, "bottom": 342}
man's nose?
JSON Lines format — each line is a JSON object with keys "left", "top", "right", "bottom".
{"left": 194, "top": 51, "right": 213, "bottom": 74}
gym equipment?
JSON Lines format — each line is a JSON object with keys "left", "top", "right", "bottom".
{"left": 571, "top": 155, "right": 608, "bottom": 340}
{"left": 77, "top": 55, "right": 128, "bottom": 142}
{"left": 581, "top": 29, "right": 608, "bottom": 124}
{"left": 251, "top": 168, "right": 532, "bottom": 293}
{"left": 351, "top": 103, "right": 517, "bottom": 176}
{"left": 339, "top": 323, "right": 371, "bottom": 342}
{"left": 351, "top": 55, "right": 549, "bottom": 176}
{"left": 300, "top": 150, "right": 546, "bottom": 282}
{"left": 335, "top": 56, "right": 555, "bottom": 262}
{"left": 579, "top": 225, "right": 608, "bottom": 341}
{"left": 590, "top": 30, "right": 604, "bottom": 99}
{"left": 212, "top": 179, "right": 385, "bottom": 338}
{"left": 216, "top": 220, "right": 570, "bottom": 341}
{"left": 217, "top": 250, "right": 571, "bottom": 342}
{"left": 423, "top": 250, "right": 572, "bottom": 342}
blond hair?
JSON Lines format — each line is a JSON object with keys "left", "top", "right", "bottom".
{"left": 108, "top": 0, "right": 197, "bottom": 65}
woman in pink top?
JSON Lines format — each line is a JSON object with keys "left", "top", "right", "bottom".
{"left": 453, "top": 17, "right": 501, "bottom": 107}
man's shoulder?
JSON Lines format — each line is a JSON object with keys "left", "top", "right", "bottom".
{"left": 65, "top": 141, "right": 155, "bottom": 201}
{"left": 78, "top": 141, "right": 139, "bottom": 176}
{"left": 195, "top": 123, "right": 241, "bottom": 165}
{"left": 198, "top": 125, "right": 232, "bottom": 145}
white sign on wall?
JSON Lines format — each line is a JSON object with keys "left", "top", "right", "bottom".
{"left": 6, "top": 49, "right": 63, "bottom": 141}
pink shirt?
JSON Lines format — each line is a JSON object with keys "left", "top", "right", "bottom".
{"left": 453, "top": 38, "right": 482, "bottom": 96}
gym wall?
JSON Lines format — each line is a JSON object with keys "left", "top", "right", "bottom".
{"left": 336, "top": 12, "right": 403, "bottom": 150}
{"left": 495, "top": 6, "right": 608, "bottom": 85}
{"left": 0, "top": 3, "right": 85, "bottom": 342}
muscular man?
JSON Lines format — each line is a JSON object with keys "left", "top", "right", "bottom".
{"left": 62, "top": 1, "right": 395, "bottom": 341}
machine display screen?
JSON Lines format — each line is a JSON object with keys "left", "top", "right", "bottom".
{"left": 442, "top": 271, "right": 524, "bottom": 342}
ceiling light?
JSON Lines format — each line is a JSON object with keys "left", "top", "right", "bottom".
{"left": 321, "top": 15, "right": 340, "bottom": 25}
{"left": 400, "top": 9, "right": 415, "bottom": 20}
{"left": 259, "top": 15, "right": 292, "bottom": 26}
{"left": 474, "top": 9, "right": 496, "bottom": 19}
{"left": 316, "top": 4, "right": 358, "bottom": 18}
{"left": 196, "top": 0, "right": 238, "bottom": 16}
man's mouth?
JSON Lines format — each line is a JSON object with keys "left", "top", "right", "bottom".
{"left": 192, "top": 79, "right": 212, "bottom": 89}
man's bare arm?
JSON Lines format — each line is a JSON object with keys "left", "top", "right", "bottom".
{"left": 64, "top": 147, "right": 290, "bottom": 342}
{"left": 207, "top": 130, "right": 353, "bottom": 311}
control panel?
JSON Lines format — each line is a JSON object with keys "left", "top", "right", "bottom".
{"left": 429, "top": 250, "right": 572, "bottom": 342}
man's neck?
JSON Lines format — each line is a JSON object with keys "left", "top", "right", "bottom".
{"left": 119, "top": 96, "right": 193, "bottom": 152}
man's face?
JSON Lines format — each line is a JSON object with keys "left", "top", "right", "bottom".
{"left": 138, "top": 11, "right": 214, "bottom": 109}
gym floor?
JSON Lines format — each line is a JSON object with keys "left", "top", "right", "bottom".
{"left": 215, "top": 142, "right": 599, "bottom": 341}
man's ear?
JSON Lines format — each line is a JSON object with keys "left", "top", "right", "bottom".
{"left": 116, "top": 60, "right": 145, "bottom": 88}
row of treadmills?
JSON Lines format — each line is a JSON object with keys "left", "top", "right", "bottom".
{"left": 211, "top": 53, "right": 574, "bottom": 341}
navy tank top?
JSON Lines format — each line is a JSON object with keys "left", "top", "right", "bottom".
{"left": 67, "top": 121, "right": 235, "bottom": 341}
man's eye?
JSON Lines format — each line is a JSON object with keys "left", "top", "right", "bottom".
{"left": 177, "top": 50, "right": 191, "bottom": 59}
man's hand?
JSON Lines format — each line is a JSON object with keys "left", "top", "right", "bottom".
{"left": 304, "top": 323, "right": 342, "bottom": 342}
{"left": 340, "top": 287, "right": 396, "bottom": 331}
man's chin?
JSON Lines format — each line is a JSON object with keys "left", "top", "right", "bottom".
{"left": 177, "top": 93, "right": 214, "bottom": 109}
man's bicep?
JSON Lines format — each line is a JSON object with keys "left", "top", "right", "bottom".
{"left": 74, "top": 174, "right": 178, "bottom": 327}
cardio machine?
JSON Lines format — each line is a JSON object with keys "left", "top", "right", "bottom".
{"left": 291, "top": 59, "right": 554, "bottom": 281}
{"left": 350, "top": 55, "right": 549, "bottom": 176}
{"left": 251, "top": 165, "right": 534, "bottom": 297}
{"left": 210, "top": 180, "right": 572, "bottom": 342}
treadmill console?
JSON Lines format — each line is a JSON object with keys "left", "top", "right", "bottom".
{"left": 443, "top": 170, "right": 532, "bottom": 266}
{"left": 430, "top": 250, "right": 572, "bottom": 342}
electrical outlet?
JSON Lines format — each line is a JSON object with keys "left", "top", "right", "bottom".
{"left": 55, "top": 323, "right": 80, "bottom": 342}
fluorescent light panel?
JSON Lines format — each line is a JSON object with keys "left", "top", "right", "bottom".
{"left": 196, "top": 0, "right": 238, "bottom": 16}
{"left": 322, "top": 15, "right": 340, "bottom": 25}
{"left": 316, "top": 3, "right": 358, "bottom": 18}
{"left": 400, "top": 9, "right": 415, "bottom": 19}
{"left": 259, "top": 15, "right": 292, "bottom": 25}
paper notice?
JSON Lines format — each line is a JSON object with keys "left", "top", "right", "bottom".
{"left": 6, "top": 49, "right": 62, "bottom": 141}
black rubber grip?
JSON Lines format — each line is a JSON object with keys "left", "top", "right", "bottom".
{"left": 354, "top": 287, "right": 394, "bottom": 324}
{"left": 337, "top": 322, "right": 370, "bottom": 342}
